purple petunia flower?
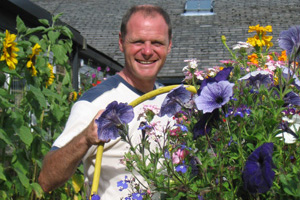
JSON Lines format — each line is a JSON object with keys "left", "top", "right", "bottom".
{"left": 193, "top": 109, "right": 219, "bottom": 139}
{"left": 195, "top": 80, "right": 234, "bottom": 113}
{"left": 91, "top": 194, "right": 100, "bottom": 200}
{"left": 284, "top": 91, "right": 300, "bottom": 106}
{"left": 199, "top": 67, "right": 233, "bottom": 93}
{"left": 176, "top": 163, "right": 188, "bottom": 173}
{"left": 278, "top": 26, "right": 300, "bottom": 61}
{"left": 132, "top": 192, "right": 145, "bottom": 200}
{"left": 242, "top": 143, "right": 275, "bottom": 194}
{"left": 239, "top": 70, "right": 272, "bottom": 89}
{"left": 159, "top": 85, "right": 192, "bottom": 117}
{"left": 95, "top": 101, "right": 134, "bottom": 141}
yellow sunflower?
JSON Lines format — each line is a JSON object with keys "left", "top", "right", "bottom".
{"left": 0, "top": 30, "right": 20, "bottom": 70}
{"left": 26, "top": 43, "right": 42, "bottom": 76}
{"left": 46, "top": 63, "right": 55, "bottom": 87}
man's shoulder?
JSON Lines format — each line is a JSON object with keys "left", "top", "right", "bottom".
{"left": 78, "top": 74, "right": 124, "bottom": 102}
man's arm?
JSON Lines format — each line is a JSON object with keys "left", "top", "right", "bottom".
{"left": 38, "top": 111, "right": 103, "bottom": 192}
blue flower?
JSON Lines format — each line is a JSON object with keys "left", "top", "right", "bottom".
{"left": 242, "top": 143, "right": 275, "bottom": 194}
{"left": 159, "top": 85, "right": 192, "bottom": 117}
{"left": 176, "top": 163, "right": 188, "bottom": 173}
{"left": 117, "top": 176, "right": 130, "bottom": 191}
{"left": 278, "top": 26, "right": 300, "bottom": 61}
{"left": 175, "top": 124, "right": 188, "bottom": 132}
{"left": 91, "top": 194, "right": 100, "bottom": 200}
{"left": 95, "top": 101, "right": 134, "bottom": 141}
{"left": 132, "top": 192, "right": 145, "bottom": 200}
{"left": 195, "top": 80, "right": 234, "bottom": 113}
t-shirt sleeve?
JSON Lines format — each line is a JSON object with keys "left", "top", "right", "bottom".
{"left": 52, "top": 100, "right": 99, "bottom": 148}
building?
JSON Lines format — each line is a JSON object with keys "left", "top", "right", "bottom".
{"left": 6, "top": 0, "right": 300, "bottom": 85}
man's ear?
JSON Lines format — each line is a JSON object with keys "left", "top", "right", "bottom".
{"left": 119, "top": 32, "right": 124, "bottom": 52}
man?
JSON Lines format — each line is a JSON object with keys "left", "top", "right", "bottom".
{"left": 38, "top": 4, "right": 172, "bottom": 199}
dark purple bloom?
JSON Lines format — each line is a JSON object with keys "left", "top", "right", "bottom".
{"left": 91, "top": 194, "right": 100, "bottom": 200}
{"left": 195, "top": 80, "right": 234, "bottom": 113}
{"left": 278, "top": 26, "right": 300, "bottom": 61}
{"left": 193, "top": 109, "right": 220, "bottom": 139}
{"left": 281, "top": 66, "right": 300, "bottom": 90}
{"left": 95, "top": 101, "right": 134, "bottom": 141}
{"left": 239, "top": 71, "right": 272, "bottom": 89}
{"left": 132, "top": 192, "right": 145, "bottom": 200}
{"left": 190, "top": 156, "right": 200, "bottom": 176}
{"left": 117, "top": 176, "right": 130, "bottom": 191}
{"left": 242, "top": 143, "right": 275, "bottom": 194}
{"left": 176, "top": 163, "right": 188, "bottom": 173}
{"left": 159, "top": 85, "right": 192, "bottom": 117}
{"left": 284, "top": 91, "right": 300, "bottom": 106}
{"left": 199, "top": 67, "right": 233, "bottom": 92}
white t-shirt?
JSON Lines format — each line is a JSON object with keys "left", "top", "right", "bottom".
{"left": 52, "top": 74, "right": 168, "bottom": 199}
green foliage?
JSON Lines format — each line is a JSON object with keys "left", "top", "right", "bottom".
{"left": 120, "top": 25, "right": 300, "bottom": 199}
{"left": 0, "top": 14, "right": 85, "bottom": 199}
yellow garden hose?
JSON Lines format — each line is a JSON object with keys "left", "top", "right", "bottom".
{"left": 90, "top": 85, "right": 197, "bottom": 199}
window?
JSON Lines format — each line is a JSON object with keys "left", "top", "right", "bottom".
{"left": 182, "top": 0, "right": 214, "bottom": 16}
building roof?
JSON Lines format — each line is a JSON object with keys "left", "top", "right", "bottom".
{"left": 30, "top": 0, "right": 300, "bottom": 83}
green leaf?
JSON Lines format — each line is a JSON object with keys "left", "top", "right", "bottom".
{"left": 38, "top": 19, "right": 49, "bottom": 26}
{"left": 18, "top": 125, "right": 33, "bottom": 147}
{"left": 28, "top": 85, "right": 47, "bottom": 109}
{"left": 16, "top": 16, "right": 27, "bottom": 34}
{"left": 52, "top": 44, "right": 68, "bottom": 65}
{"left": 0, "top": 128, "right": 13, "bottom": 146}
{"left": 0, "top": 164, "right": 7, "bottom": 181}
{"left": 30, "top": 183, "right": 43, "bottom": 198}
{"left": 26, "top": 26, "right": 46, "bottom": 36}
{"left": 61, "top": 26, "right": 73, "bottom": 39}
{"left": 14, "top": 167, "right": 29, "bottom": 188}
{"left": 53, "top": 13, "right": 64, "bottom": 23}
{"left": 48, "top": 31, "right": 60, "bottom": 44}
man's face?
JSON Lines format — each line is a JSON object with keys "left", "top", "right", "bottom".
{"left": 119, "top": 12, "right": 172, "bottom": 81}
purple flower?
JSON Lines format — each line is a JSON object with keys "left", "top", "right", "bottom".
{"left": 132, "top": 192, "right": 145, "bottom": 200}
{"left": 278, "top": 26, "right": 300, "bottom": 61}
{"left": 97, "top": 66, "right": 101, "bottom": 71}
{"left": 159, "top": 85, "right": 192, "bottom": 117}
{"left": 176, "top": 163, "right": 188, "bottom": 173}
{"left": 199, "top": 67, "right": 233, "bottom": 92}
{"left": 195, "top": 80, "right": 234, "bottom": 113}
{"left": 193, "top": 109, "right": 219, "bottom": 139}
{"left": 95, "top": 101, "right": 134, "bottom": 141}
{"left": 284, "top": 91, "right": 300, "bottom": 106}
{"left": 239, "top": 71, "right": 272, "bottom": 89}
{"left": 92, "top": 73, "right": 96, "bottom": 79}
{"left": 91, "top": 194, "right": 100, "bottom": 200}
{"left": 281, "top": 66, "right": 300, "bottom": 90}
{"left": 242, "top": 143, "right": 275, "bottom": 194}
{"left": 117, "top": 176, "right": 130, "bottom": 191}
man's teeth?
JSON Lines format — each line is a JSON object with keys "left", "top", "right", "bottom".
{"left": 138, "top": 60, "right": 153, "bottom": 64}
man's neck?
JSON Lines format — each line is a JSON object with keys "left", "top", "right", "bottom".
{"left": 118, "top": 70, "right": 155, "bottom": 93}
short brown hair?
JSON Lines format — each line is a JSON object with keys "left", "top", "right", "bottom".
{"left": 120, "top": 5, "right": 172, "bottom": 40}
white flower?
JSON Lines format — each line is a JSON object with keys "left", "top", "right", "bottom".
{"left": 232, "top": 41, "right": 254, "bottom": 53}
{"left": 276, "top": 114, "right": 300, "bottom": 144}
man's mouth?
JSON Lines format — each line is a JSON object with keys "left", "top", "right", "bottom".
{"left": 136, "top": 59, "right": 157, "bottom": 64}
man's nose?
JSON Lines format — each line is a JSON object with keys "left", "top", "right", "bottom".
{"left": 141, "top": 43, "right": 153, "bottom": 58}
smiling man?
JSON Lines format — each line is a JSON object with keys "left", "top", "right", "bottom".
{"left": 38, "top": 5, "right": 172, "bottom": 199}
{"left": 118, "top": 6, "right": 172, "bottom": 93}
